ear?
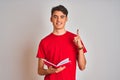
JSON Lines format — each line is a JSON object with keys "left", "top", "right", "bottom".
{"left": 66, "top": 16, "right": 68, "bottom": 21}
{"left": 50, "top": 16, "right": 52, "bottom": 22}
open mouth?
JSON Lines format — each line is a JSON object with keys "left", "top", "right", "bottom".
{"left": 56, "top": 22, "right": 62, "bottom": 26}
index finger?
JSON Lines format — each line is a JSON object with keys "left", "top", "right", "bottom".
{"left": 77, "top": 29, "right": 79, "bottom": 35}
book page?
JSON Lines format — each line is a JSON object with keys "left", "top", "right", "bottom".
{"left": 57, "top": 58, "right": 71, "bottom": 67}
{"left": 42, "top": 58, "right": 71, "bottom": 68}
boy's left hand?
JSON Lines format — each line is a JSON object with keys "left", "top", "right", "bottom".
{"left": 73, "top": 29, "right": 83, "bottom": 48}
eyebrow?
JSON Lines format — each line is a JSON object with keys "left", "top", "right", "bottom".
{"left": 52, "top": 14, "right": 66, "bottom": 17}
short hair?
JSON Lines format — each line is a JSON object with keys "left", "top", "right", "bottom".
{"left": 51, "top": 5, "right": 68, "bottom": 16}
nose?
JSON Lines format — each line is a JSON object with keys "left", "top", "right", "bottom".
{"left": 57, "top": 16, "right": 61, "bottom": 22}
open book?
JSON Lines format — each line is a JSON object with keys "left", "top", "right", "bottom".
{"left": 42, "top": 58, "right": 71, "bottom": 68}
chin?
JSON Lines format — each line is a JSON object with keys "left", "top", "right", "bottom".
{"left": 55, "top": 25, "right": 64, "bottom": 29}
{"left": 56, "top": 27, "right": 64, "bottom": 30}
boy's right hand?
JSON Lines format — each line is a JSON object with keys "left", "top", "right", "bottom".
{"left": 47, "top": 66, "right": 66, "bottom": 74}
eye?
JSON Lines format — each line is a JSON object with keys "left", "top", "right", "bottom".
{"left": 52, "top": 15, "right": 57, "bottom": 19}
{"left": 61, "top": 15, "right": 65, "bottom": 19}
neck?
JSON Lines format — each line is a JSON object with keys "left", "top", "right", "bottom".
{"left": 53, "top": 28, "right": 66, "bottom": 35}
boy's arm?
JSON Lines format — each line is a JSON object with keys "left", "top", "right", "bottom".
{"left": 73, "top": 29, "right": 86, "bottom": 70}
{"left": 77, "top": 48, "right": 86, "bottom": 70}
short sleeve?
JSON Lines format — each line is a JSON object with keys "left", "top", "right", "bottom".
{"left": 36, "top": 40, "right": 45, "bottom": 58}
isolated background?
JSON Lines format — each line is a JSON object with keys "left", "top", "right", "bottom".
{"left": 0, "top": 0, "right": 120, "bottom": 80}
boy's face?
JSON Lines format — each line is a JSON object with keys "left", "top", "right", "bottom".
{"left": 50, "top": 11, "right": 68, "bottom": 30}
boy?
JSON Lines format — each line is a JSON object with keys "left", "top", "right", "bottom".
{"left": 37, "top": 5, "right": 87, "bottom": 80}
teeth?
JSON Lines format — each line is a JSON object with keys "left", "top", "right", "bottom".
{"left": 56, "top": 22, "right": 62, "bottom": 25}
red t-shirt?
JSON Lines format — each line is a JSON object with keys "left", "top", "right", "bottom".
{"left": 37, "top": 31, "right": 87, "bottom": 80}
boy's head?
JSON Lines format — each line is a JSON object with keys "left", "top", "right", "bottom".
{"left": 51, "top": 5, "right": 68, "bottom": 17}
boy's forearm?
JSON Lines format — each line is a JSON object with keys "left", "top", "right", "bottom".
{"left": 38, "top": 68, "right": 50, "bottom": 75}
{"left": 77, "top": 49, "right": 86, "bottom": 70}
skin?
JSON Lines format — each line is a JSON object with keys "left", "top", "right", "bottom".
{"left": 38, "top": 10, "right": 86, "bottom": 75}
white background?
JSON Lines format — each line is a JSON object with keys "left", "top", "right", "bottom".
{"left": 0, "top": 0, "right": 120, "bottom": 80}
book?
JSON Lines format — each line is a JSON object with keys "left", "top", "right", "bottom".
{"left": 42, "top": 58, "right": 71, "bottom": 68}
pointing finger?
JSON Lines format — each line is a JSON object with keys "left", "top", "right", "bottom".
{"left": 77, "top": 29, "right": 79, "bottom": 35}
